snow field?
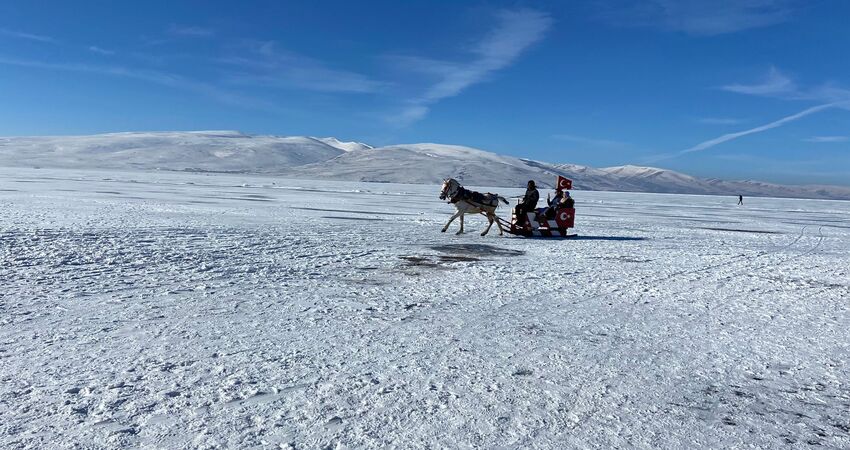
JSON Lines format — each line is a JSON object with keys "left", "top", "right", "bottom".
{"left": 1, "top": 167, "right": 848, "bottom": 448}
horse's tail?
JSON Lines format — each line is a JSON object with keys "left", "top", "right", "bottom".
{"left": 498, "top": 196, "right": 509, "bottom": 206}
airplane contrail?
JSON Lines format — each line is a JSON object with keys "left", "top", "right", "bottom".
{"left": 681, "top": 103, "right": 837, "bottom": 154}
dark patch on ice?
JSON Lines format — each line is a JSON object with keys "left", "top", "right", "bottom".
{"left": 833, "top": 422, "right": 850, "bottom": 433}
{"left": 226, "top": 196, "right": 273, "bottom": 202}
{"left": 595, "top": 255, "right": 652, "bottom": 263}
{"left": 698, "top": 227, "right": 781, "bottom": 234}
{"left": 322, "top": 216, "right": 383, "bottom": 221}
{"left": 512, "top": 368, "right": 533, "bottom": 376}
{"left": 822, "top": 224, "right": 850, "bottom": 230}
{"left": 237, "top": 193, "right": 274, "bottom": 200}
{"left": 399, "top": 256, "right": 442, "bottom": 268}
{"left": 95, "top": 191, "right": 124, "bottom": 195}
{"left": 430, "top": 243, "right": 525, "bottom": 257}
{"left": 571, "top": 235, "right": 648, "bottom": 241}
{"left": 293, "top": 206, "right": 417, "bottom": 216}
{"left": 398, "top": 253, "right": 477, "bottom": 271}
{"left": 732, "top": 389, "right": 754, "bottom": 398}
{"left": 439, "top": 255, "right": 479, "bottom": 262}
{"left": 0, "top": 188, "right": 18, "bottom": 192}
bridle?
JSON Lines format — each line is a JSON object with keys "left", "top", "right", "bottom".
{"left": 439, "top": 179, "right": 459, "bottom": 201}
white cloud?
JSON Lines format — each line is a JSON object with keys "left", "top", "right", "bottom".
{"left": 697, "top": 117, "right": 747, "bottom": 125}
{"left": 721, "top": 67, "right": 850, "bottom": 107}
{"left": 552, "top": 134, "right": 629, "bottom": 148}
{"left": 222, "top": 41, "right": 385, "bottom": 94}
{"left": 0, "top": 27, "right": 56, "bottom": 43}
{"left": 168, "top": 25, "right": 214, "bottom": 37}
{"left": 88, "top": 46, "right": 115, "bottom": 56}
{"left": 598, "top": 0, "right": 796, "bottom": 35}
{"left": 391, "top": 8, "right": 552, "bottom": 125}
{"left": 390, "top": 105, "right": 430, "bottom": 126}
{"left": 721, "top": 67, "right": 795, "bottom": 95}
{"left": 804, "top": 136, "right": 848, "bottom": 143}
{"left": 0, "top": 56, "right": 271, "bottom": 110}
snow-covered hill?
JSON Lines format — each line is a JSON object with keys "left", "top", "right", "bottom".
{"left": 1, "top": 131, "right": 848, "bottom": 200}
{"left": 288, "top": 143, "right": 563, "bottom": 187}
{"left": 0, "top": 131, "right": 346, "bottom": 173}
{"left": 317, "top": 137, "right": 373, "bottom": 152}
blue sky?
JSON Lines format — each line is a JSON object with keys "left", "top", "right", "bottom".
{"left": 1, "top": 0, "right": 849, "bottom": 184}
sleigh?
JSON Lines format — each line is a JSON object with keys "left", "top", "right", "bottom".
{"left": 496, "top": 207, "right": 576, "bottom": 238}
{"left": 498, "top": 176, "right": 578, "bottom": 238}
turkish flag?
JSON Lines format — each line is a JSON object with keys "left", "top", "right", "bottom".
{"left": 556, "top": 176, "right": 572, "bottom": 190}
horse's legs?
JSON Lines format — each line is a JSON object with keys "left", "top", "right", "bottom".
{"left": 456, "top": 214, "right": 464, "bottom": 235}
{"left": 481, "top": 214, "right": 494, "bottom": 236}
{"left": 442, "top": 210, "right": 461, "bottom": 232}
{"left": 495, "top": 215, "right": 504, "bottom": 235}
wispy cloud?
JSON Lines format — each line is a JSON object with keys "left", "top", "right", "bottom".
{"left": 0, "top": 56, "right": 271, "bottom": 110}
{"left": 721, "top": 66, "right": 795, "bottom": 95}
{"left": 722, "top": 67, "right": 850, "bottom": 106}
{"left": 650, "top": 68, "right": 850, "bottom": 160}
{"left": 221, "top": 41, "right": 385, "bottom": 94}
{"left": 0, "top": 27, "right": 57, "bottom": 43}
{"left": 597, "top": 0, "right": 797, "bottom": 35}
{"left": 552, "top": 134, "right": 629, "bottom": 148}
{"left": 697, "top": 117, "right": 747, "bottom": 125}
{"left": 804, "top": 136, "right": 848, "bottom": 143}
{"left": 168, "top": 25, "right": 214, "bottom": 38}
{"left": 681, "top": 103, "right": 838, "bottom": 154}
{"left": 391, "top": 8, "right": 552, "bottom": 125}
{"left": 88, "top": 46, "right": 115, "bottom": 56}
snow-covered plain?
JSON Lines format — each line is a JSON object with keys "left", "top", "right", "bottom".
{"left": 1, "top": 167, "right": 849, "bottom": 449}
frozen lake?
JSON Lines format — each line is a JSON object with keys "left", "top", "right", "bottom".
{"left": 1, "top": 167, "right": 849, "bottom": 448}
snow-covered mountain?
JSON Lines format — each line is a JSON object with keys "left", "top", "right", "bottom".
{"left": 317, "top": 137, "right": 373, "bottom": 152}
{"left": 1, "top": 131, "right": 848, "bottom": 200}
{"left": 289, "top": 143, "right": 563, "bottom": 186}
{"left": 0, "top": 131, "right": 346, "bottom": 173}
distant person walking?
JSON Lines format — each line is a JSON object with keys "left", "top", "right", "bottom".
{"left": 737, "top": 195, "right": 743, "bottom": 205}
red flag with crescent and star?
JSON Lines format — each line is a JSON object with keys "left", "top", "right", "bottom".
{"left": 556, "top": 176, "right": 572, "bottom": 190}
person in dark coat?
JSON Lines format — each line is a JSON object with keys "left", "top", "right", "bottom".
{"left": 738, "top": 195, "right": 743, "bottom": 205}
{"left": 561, "top": 191, "right": 575, "bottom": 209}
{"left": 543, "top": 188, "right": 564, "bottom": 219}
{"left": 514, "top": 180, "right": 539, "bottom": 226}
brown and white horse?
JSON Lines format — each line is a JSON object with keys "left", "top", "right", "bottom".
{"left": 438, "top": 178, "right": 509, "bottom": 236}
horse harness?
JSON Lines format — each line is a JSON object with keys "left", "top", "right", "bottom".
{"left": 450, "top": 187, "right": 498, "bottom": 208}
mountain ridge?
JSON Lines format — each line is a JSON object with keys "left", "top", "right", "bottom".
{"left": 1, "top": 131, "right": 848, "bottom": 200}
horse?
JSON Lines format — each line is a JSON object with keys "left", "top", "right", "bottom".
{"left": 438, "top": 178, "right": 509, "bottom": 236}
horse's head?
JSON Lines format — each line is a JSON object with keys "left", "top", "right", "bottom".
{"left": 439, "top": 178, "right": 459, "bottom": 200}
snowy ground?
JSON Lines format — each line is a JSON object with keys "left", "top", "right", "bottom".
{"left": 1, "top": 167, "right": 848, "bottom": 449}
